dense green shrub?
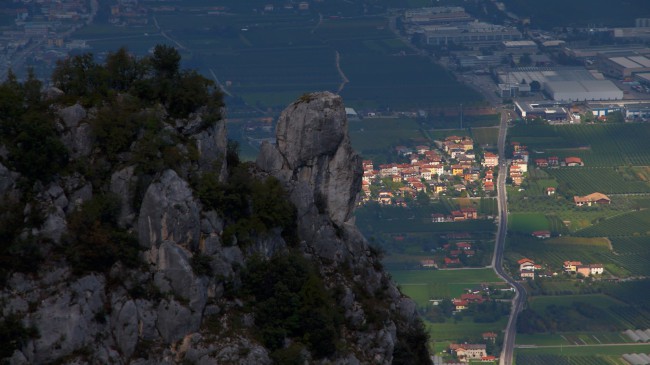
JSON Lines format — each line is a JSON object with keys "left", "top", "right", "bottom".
{"left": 243, "top": 253, "right": 343, "bottom": 360}
{"left": 195, "top": 162, "right": 297, "bottom": 247}
{"left": 64, "top": 194, "right": 140, "bottom": 274}
{"left": 392, "top": 321, "right": 431, "bottom": 365}
{"left": 52, "top": 45, "right": 223, "bottom": 121}
{"left": 0, "top": 198, "right": 44, "bottom": 287}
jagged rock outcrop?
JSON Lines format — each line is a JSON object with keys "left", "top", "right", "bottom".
{"left": 257, "top": 92, "right": 364, "bottom": 264}
{"left": 1, "top": 92, "right": 428, "bottom": 365}
{"left": 257, "top": 92, "right": 425, "bottom": 364}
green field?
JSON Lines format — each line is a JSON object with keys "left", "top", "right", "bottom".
{"left": 349, "top": 118, "right": 425, "bottom": 160}
{"left": 548, "top": 168, "right": 650, "bottom": 195}
{"left": 389, "top": 268, "right": 508, "bottom": 343}
{"left": 508, "top": 213, "right": 550, "bottom": 234}
{"left": 509, "top": 124, "right": 650, "bottom": 167}
{"left": 506, "top": 234, "right": 611, "bottom": 272}
{"left": 577, "top": 209, "right": 650, "bottom": 238}
{"left": 517, "top": 332, "right": 633, "bottom": 346}
{"left": 390, "top": 268, "right": 502, "bottom": 306}
{"left": 427, "top": 316, "right": 508, "bottom": 342}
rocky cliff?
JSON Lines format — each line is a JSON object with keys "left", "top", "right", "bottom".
{"left": 0, "top": 90, "right": 429, "bottom": 365}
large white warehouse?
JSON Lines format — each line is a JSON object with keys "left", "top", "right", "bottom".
{"left": 546, "top": 79, "right": 623, "bottom": 101}
{"left": 498, "top": 67, "right": 623, "bottom": 102}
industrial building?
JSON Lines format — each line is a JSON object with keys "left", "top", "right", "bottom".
{"left": 625, "top": 103, "right": 650, "bottom": 119}
{"left": 587, "top": 101, "right": 650, "bottom": 120}
{"left": 545, "top": 80, "right": 622, "bottom": 101}
{"left": 501, "top": 40, "right": 538, "bottom": 56}
{"left": 457, "top": 54, "right": 503, "bottom": 69}
{"left": 403, "top": 7, "right": 472, "bottom": 25}
{"left": 514, "top": 101, "right": 569, "bottom": 121}
{"left": 421, "top": 22, "right": 521, "bottom": 47}
{"left": 497, "top": 67, "right": 623, "bottom": 102}
{"left": 599, "top": 55, "right": 650, "bottom": 78}
{"left": 563, "top": 45, "right": 650, "bottom": 60}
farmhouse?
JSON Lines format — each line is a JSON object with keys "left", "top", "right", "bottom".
{"left": 518, "top": 258, "right": 535, "bottom": 271}
{"left": 450, "top": 344, "right": 487, "bottom": 361}
{"left": 563, "top": 261, "right": 582, "bottom": 273}
{"left": 546, "top": 187, "right": 556, "bottom": 196}
{"left": 574, "top": 192, "right": 611, "bottom": 206}
{"left": 565, "top": 156, "right": 584, "bottom": 166}
{"left": 432, "top": 213, "right": 446, "bottom": 223}
{"left": 421, "top": 259, "right": 437, "bottom": 268}
{"left": 482, "top": 332, "right": 498, "bottom": 342}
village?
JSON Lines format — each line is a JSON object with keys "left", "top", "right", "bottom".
{"left": 361, "top": 135, "right": 498, "bottom": 207}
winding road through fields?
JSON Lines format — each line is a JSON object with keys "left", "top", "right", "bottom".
{"left": 492, "top": 110, "right": 527, "bottom": 365}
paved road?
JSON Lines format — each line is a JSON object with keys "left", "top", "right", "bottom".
{"left": 492, "top": 109, "right": 527, "bottom": 365}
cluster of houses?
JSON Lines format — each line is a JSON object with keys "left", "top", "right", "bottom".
{"left": 431, "top": 208, "right": 478, "bottom": 223}
{"left": 517, "top": 258, "right": 604, "bottom": 279}
{"left": 420, "top": 241, "right": 480, "bottom": 268}
{"left": 534, "top": 156, "right": 584, "bottom": 168}
{"left": 563, "top": 261, "right": 604, "bottom": 276}
{"left": 508, "top": 142, "right": 529, "bottom": 186}
{"left": 362, "top": 136, "right": 496, "bottom": 204}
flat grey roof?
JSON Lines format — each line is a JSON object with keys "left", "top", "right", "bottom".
{"left": 609, "top": 56, "right": 643, "bottom": 69}
{"left": 629, "top": 55, "right": 650, "bottom": 67}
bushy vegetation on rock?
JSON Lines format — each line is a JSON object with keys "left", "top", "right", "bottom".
{"left": 243, "top": 252, "right": 343, "bottom": 360}
{"left": 63, "top": 193, "right": 140, "bottom": 274}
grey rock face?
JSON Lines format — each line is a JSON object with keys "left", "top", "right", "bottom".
{"left": 0, "top": 162, "right": 17, "bottom": 197}
{"left": 111, "top": 299, "right": 139, "bottom": 359}
{"left": 58, "top": 103, "right": 87, "bottom": 129}
{"left": 25, "top": 275, "right": 105, "bottom": 364}
{"left": 110, "top": 165, "right": 137, "bottom": 227}
{"left": 39, "top": 206, "right": 67, "bottom": 243}
{"left": 192, "top": 118, "right": 228, "bottom": 181}
{"left": 138, "top": 169, "right": 200, "bottom": 250}
{"left": 257, "top": 92, "right": 361, "bottom": 228}
{"left": 156, "top": 299, "right": 201, "bottom": 343}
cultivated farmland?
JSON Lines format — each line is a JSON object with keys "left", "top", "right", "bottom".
{"left": 548, "top": 168, "right": 650, "bottom": 195}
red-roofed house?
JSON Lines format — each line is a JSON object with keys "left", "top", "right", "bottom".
{"left": 483, "top": 152, "right": 498, "bottom": 167}
{"left": 565, "top": 156, "right": 584, "bottom": 166}
{"left": 445, "top": 257, "right": 461, "bottom": 266}
{"left": 451, "top": 344, "right": 487, "bottom": 361}
{"left": 461, "top": 208, "right": 478, "bottom": 220}
{"left": 535, "top": 158, "right": 548, "bottom": 167}
{"left": 563, "top": 261, "right": 582, "bottom": 273}
{"left": 574, "top": 192, "right": 611, "bottom": 206}
{"left": 482, "top": 332, "right": 498, "bottom": 342}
